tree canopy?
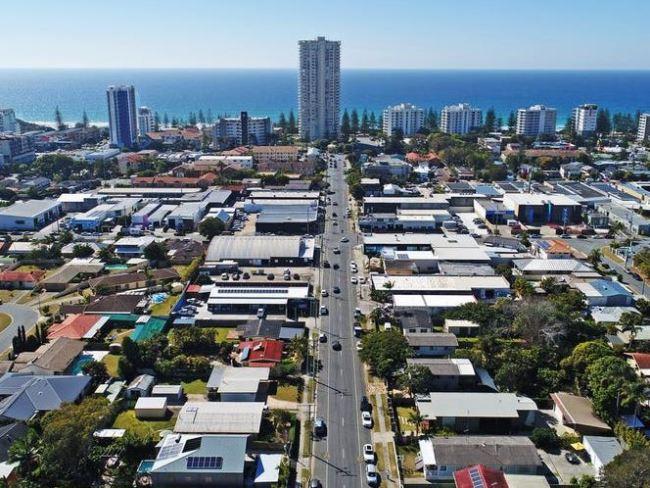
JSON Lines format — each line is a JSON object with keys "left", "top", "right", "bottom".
{"left": 359, "top": 330, "right": 411, "bottom": 379}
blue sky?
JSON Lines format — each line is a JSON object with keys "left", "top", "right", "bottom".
{"left": 4, "top": 0, "right": 650, "bottom": 69}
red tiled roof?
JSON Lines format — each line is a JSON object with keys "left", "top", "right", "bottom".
{"left": 453, "top": 465, "right": 508, "bottom": 488}
{"left": 405, "top": 151, "right": 439, "bottom": 163}
{"left": 239, "top": 339, "right": 283, "bottom": 364}
{"left": 629, "top": 353, "right": 650, "bottom": 369}
{"left": 47, "top": 314, "right": 102, "bottom": 340}
{"left": 0, "top": 270, "right": 45, "bottom": 283}
{"left": 186, "top": 284, "right": 201, "bottom": 293}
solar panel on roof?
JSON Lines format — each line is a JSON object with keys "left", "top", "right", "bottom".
{"left": 158, "top": 443, "right": 183, "bottom": 460}
{"left": 183, "top": 437, "right": 202, "bottom": 452}
{"left": 186, "top": 456, "right": 223, "bottom": 470}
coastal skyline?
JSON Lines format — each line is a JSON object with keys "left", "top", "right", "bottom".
{"left": 3, "top": 0, "right": 650, "bottom": 70}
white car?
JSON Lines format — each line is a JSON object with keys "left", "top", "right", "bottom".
{"left": 356, "top": 341, "right": 363, "bottom": 352}
{"left": 340, "top": 236, "right": 349, "bottom": 243}
{"left": 359, "top": 277, "right": 366, "bottom": 284}
{"left": 321, "top": 289, "right": 328, "bottom": 297}
{"left": 362, "top": 444, "right": 375, "bottom": 463}
{"left": 365, "top": 464, "right": 378, "bottom": 485}
{"left": 362, "top": 411, "right": 373, "bottom": 428}
{"left": 351, "top": 277, "right": 358, "bottom": 284}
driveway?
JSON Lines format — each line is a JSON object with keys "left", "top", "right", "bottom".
{"left": 0, "top": 304, "right": 40, "bottom": 353}
{"left": 538, "top": 448, "right": 594, "bottom": 484}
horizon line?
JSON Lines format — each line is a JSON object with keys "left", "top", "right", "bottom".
{"left": 2, "top": 66, "right": 650, "bottom": 71}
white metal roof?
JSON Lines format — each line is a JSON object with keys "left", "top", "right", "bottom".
{"left": 174, "top": 402, "right": 264, "bottom": 434}
{"left": 373, "top": 275, "right": 510, "bottom": 292}
{"left": 416, "top": 393, "right": 537, "bottom": 419}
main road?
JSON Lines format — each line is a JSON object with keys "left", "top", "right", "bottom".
{"left": 312, "top": 155, "right": 371, "bottom": 487}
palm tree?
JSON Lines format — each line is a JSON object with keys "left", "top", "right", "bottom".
{"left": 620, "top": 311, "right": 643, "bottom": 341}
{"left": 408, "top": 410, "right": 427, "bottom": 437}
{"left": 588, "top": 248, "right": 602, "bottom": 267}
{"left": 269, "top": 409, "right": 292, "bottom": 442}
{"left": 9, "top": 428, "right": 41, "bottom": 478}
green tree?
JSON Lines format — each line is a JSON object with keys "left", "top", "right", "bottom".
{"left": 198, "top": 217, "right": 225, "bottom": 240}
{"left": 38, "top": 397, "right": 114, "bottom": 486}
{"left": 586, "top": 356, "right": 636, "bottom": 422}
{"left": 596, "top": 108, "right": 612, "bottom": 134}
{"left": 360, "top": 109, "right": 370, "bottom": 133}
{"left": 340, "top": 109, "right": 351, "bottom": 140}
{"left": 72, "top": 244, "right": 95, "bottom": 258}
{"left": 369, "top": 112, "right": 377, "bottom": 130}
{"left": 351, "top": 109, "right": 360, "bottom": 134}
{"left": 9, "top": 428, "right": 41, "bottom": 479}
{"left": 81, "top": 110, "right": 89, "bottom": 129}
{"left": 359, "top": 330, "right": 411, "bottom": 379}
{"left": 288, "top": 110, "right": 297, "bottom": 134}
{"left": 54, "top": 106, "right": 66, "bottom": 131}
{"left": 484, "top": 108, "right": 496, "bottom": 132}
{"left": 507, "top": 111, "right": 517, "bottom": 132}
{"left": 561, "top": 340, "right": 614, "bottom": 392}
{"left": 143, "top": 241, "right": 168, "bottom": 264}
{"left": 269, "top": 409, "right": 293, "bottom": 443}
{"left": 408, "top": 410, "right": 427, "bottom": 437}
{"left": 600, "top": 446, "right": 650, "bottom": 487}
{"left": 278, "top": 112, "right": 288, "bottom": 131}
{"left": 398, "top": 364, "right": 435, "bottom": 396}
{"left": 513, "top": 277, "right": 535, "bottom": 297}
{"left": 81, "top": 360, "right": 109, "bottom": 387}
{"left": 588, "top": 248, "right": 602, "bottom": 267}
{"left": 530, "top": 427, "right": 561, "bottom": 450}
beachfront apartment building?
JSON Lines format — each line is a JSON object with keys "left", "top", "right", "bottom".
{"left": 213, "top": 112, "right": 271, "bottom": 146}
{"left": 638, "top": 113, "right": 650, "bottom": 142}
{"left": 440, "top": 103, "right": 482, "bottom": 135}
{"left": 107, "top": 85, "right": 137, "bottom": 148}
{"left": 516, "top": 105, "right": 557, "bottom": 136}
{"left": 382, "top": 103, "right": 425, "bottom": 136}
{"left": 573, "top": 104, "right": 598, "bottom": 135}
{"left": 0, "top": 109, "right": 17, "bottom": 134}
{"left": 298, "top": 36, "right": 341, "bottom": 140}
{"left": 137, "top": 106, "right": 155, "bottom": 138}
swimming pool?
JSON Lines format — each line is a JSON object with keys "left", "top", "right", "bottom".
{"left": 151, "top": 293, "right": 168, "bottom": 304}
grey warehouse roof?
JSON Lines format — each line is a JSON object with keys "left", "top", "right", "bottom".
{"left": 0, "top": 199, "right": 60, "bottom": 218}
{"left": 206, "top": 235, "right": 314, "bottom": 261}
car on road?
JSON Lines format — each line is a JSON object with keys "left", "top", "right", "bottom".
{"left": 333, "top": 286, "right": 340, "bottom": 294}
{"left": 354, "top": 325, "right": 363, "bottom": 337}
{"left": 363, "top": 444, "right": 375, "bottom": 463}
{"left": 321, "top": 289, "right": 328, "bottom": 297}
{"left": 565, "top": 452, "right": 580, "bottom": 464}
{"left": 333, "top": 247, "right": 341, "bottom": 254}
{"left": 332, "top": 212, "right": 337, "bottom": 217}
{"left": 319, "top": 306, "right": 328, "bottom": 315}
{"left": 319, "top": 333, "right": 327, "bottom": 343}
{"left": 360, "top": 396, "right": 372, "bottom": 412}
{"left": 351, "top": 277, "right": 358, "bottom": 284}
{"left": 323, "top": 260, "right": 331, "bottom": 268}
{"left": 257, "top": 308, "right": 266, "bottom": 319}
{"left": 359, "top": 276, "right": 366, "bottom": 284}
{"left": 362, "top": 411, "right": 373, "bottom": 428}
{"left": 333, "top": 263, "right": 339, "bottom": 270}
{"left": 332, "top": 340, "right": 342, "bottom": 351}
{"left": 309, "top": 479, "right": 322, "bottom": 488}
{"left": 314, "top": 418, "right": 327, "bottom": 438}
{"left": 340, "top": 236, "right": 349, "bottom": 242}
{"left": 333, "top": 201, "right": 338, "bottom": 206}
{"left": 366, "top": 463, "right": 378, "bottom": 485}
{"left": 356, "top": 341, "right": 363, "bottom": 351}
{"left": 333, "top": 221, "right": 338, "bottom": 226}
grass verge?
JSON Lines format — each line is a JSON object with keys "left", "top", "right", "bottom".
{"left": 112, "top": 410, "right": 176, "bottom": 439}
{"left": 0, "top": 313, "right": 12, "bottom": 333}
{"left": 102, "top": 354, "right": 120, "bottom": 377}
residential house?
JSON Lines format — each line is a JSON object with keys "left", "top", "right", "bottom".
{"left": 550, "top": 392, "right": 611, "bottom": 435}
{"left": 443, "top": 319, "right": 480, "bottom": 338}
{"left": 206, "top": 365, "right": 270, "bottom": 402}
{"left": 405, "top": 331, "right": 458, "bottom": 357}
{"left": 573, "top": 279, "right": 634, "bottom": 307}
{"left": 174, "top": 402, "right": 264, "bottom": 435}
{"left": 114, "top": 236, "right": 156, "bottom": 258}
{"left": 0, "top": 269, "right": 45, "bottom": 289}
{"left": 532, "top": 239, "right": 574, "bottom": 259}
{"left": 626, "top": 352, "right": 650, "bottom": 383}
{"left": 88, "top": 268, "right": 180, "bottom": 294}
{"left": 407, "top": 358, "right": 477, "bottom": 391}
{"left": 47, "top": 314, "right": 109, "bottom": 340}
{"left": 126, "top": 374, "right": 156, "bottom": 399}
{"left": 12, "top": 338, "right": 86, "bottom": 375}
{"left": 0, "top": 373, "right": 90, "bottom": 421}
{"left": 417, "top": 436, "right": 542, "bottom": 482}
{"left": 140, "top": 433, "right": 248, "bottom": 487}
{"left": 237, "top": 340, "right": 283, "bottom": 367}
{"left": 416, "top": 392, "right": 537, "bottom": 433}
{"left": 583, "top": 436, "right": 623, "bottom": 480}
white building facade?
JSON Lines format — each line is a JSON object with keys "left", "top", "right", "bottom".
{"left": 0, "top": 109, "right": 17, "bottom": 134}
{"left": 106, "top": 85, "right": 137, "bottom": 148}
{"left": 516, "top": 105, "right": 557, "bottom": 136}
{"left": 298, "top": 36, "right": 341, "bottom": 141}
{"left": 573, "top": 104, "right": 598, "bottom": 135}
{"left": 137, "top": 106, "right": 154, "bottom": 137}
{"left": 637, "top": 113, "right": 650, "bottom": 142}
{"left": 382, "top": 103, "right": 425, "bottom": 136}
{"left": 440, "top": 103, "right": 482, "bottom": 135}
{"left": 214, "top": 112, "right": 271, "bottom": 146}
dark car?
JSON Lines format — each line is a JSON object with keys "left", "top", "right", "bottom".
{"left": 333, "top": 286, "right": 341, "bottom": 294}
{"left": 323, "top": 260, "right": 331, "bottom": 268}
{"left": 332, "top": 340, "right": 342, "bottom": 351}
{"left": 333, "top": 263, "right": 339, "bottom": 270}
{"left": 309, "top": 480, "right": 322, "bottom": 488}
{"left": 565, "top": 452, "right": 580, "bottom": 464}
{"left": 314, "top": 417, "right": 327, "bottom": 438}
{"left": 360, "top": 396, "right": 372, "bottom": 412}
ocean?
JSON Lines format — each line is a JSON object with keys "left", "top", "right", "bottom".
{"left": 1, "top": 69, "right": 649, "bottom": 127}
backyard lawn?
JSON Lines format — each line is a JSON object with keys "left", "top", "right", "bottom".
{"left": 182, "top": 379, "right": 207, "bottom": 395}
{"left": 272, "top": 384, "right": 300, "bottom": 402}
{"left": 211, "top": 327, "right": 236, "bottom": 343}
{"left": 102, "top": 354, "right": 121, "bottom": 377}
{"left": 150, "top": 294, "right": 179, "bottom": 316}
{"left": 396, "top": 405, "right": 417, "bottom": 435}
{"left": 397, "top": 443, "right": 423, "bottom": 478}
{"left": 113, "top": 410, "right": 176, "bottom": 439}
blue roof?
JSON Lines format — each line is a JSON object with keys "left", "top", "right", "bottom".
{"left": 621, "top": 414, "right": 644, "bottom": 429}
{"left": 590, "top": 279, "right": 631, "bottom": 297}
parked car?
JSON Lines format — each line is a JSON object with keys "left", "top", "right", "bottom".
{"left": 332, "top": 340, "right": 342, "bottom": 351}
{"left": 365, "top": 464, "right": 378, "bottom": 485}
{"left": 319, "top": 306, "right": 328, "bottom": 315}
{"left": 319, "top": 333, "right": 327, "bottom": 343}
{"left": 351, "top": 277, "right": 358, "bottom": 284}
{"left": 323, "top": 260, "right": 331, "bottom": 268}
{"left": 340, "top": 236, "right": 349, "bottom": 242}
{"left": 314, "top": 418, "right": 327, "bottom": 438}
{"left": 360, "top": 396, "right": 372, "bottom": 412}
{"left": 362, "top": 411, "right": 373, "bottom": 428}
{"left": 565, "top": 452, "right": 580, "bottom": 464}
{"left": 333, "top": 286, "right": 340, "bottom": 294}
{"left": 363, "top": 444, "right": 375, "bottom": 463}
{"left": 321, "top": 289, "right": 329, "bottom": 297}
{"left": 309, "top": 479, "right": 322, "bottom": 488}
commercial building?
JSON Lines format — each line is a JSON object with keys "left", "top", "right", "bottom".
{"left": 107, "top": 85, "right": 137, "bottom": 148}
{"left": 251, "top": 145, "right": 310, "bottom": 174}
{"left": 0, "top": 134, "right": 35, "bottom": 164}
{"left": 362, "top": 155, "right": 412, "bottom": 180}
{"left": 516, "top": 105, "right": 557, "bottom": 136}
{"left": 0, "top": 109, "right": 17, "bottom": 134}
{"left": 193, "top": 155, "right": 254, "bottom": 171}
{"left": 599, "top": 203, "right": 650, "bottom": 235}
{"left": 382, "top": 103, "right": 425, "bottom": 136}
{"left": 213, "top": 112, "right": 271, "bottom": 146}
{"left": 298, "top": 36, "right": 341, "bottom": 140}
{"left": 0, "top": 199, "right": 62, "bottom": 231}
{"left": 637, "top": 113, "right": 650, "bottom": 142}
{"left": 440, "top": 103, "right": 482, "bottom": 135}
{"left": 502, "top": 193, "right": 582, "bottom": 226}
{"left": 137, "top": 106, "right": 155, "bottom": 138}
{"left": 573, "top": 104, "right": 598, "bottom": 135}
{"left": 205, "top": 235, "right": 315, "bottom": 267}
